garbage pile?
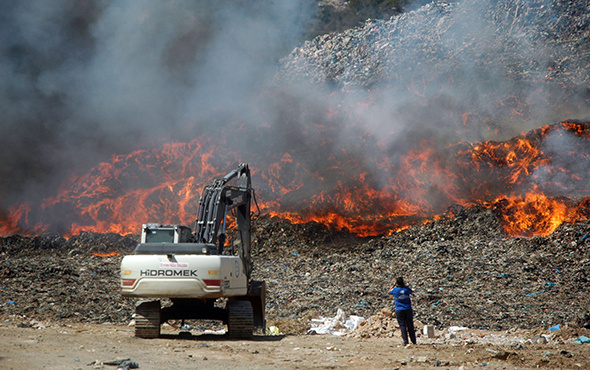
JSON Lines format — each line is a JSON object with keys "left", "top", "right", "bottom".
{"left": 278, "top": 0, "right": 590, "bottom": 88}
{"left": 347, "top": 307, "right": 405, "bottom": 339}
{"left": 0, "top": 233, "right": 137, "bottom": 325}
{"left": 4, "top": 187, "right": 587, "bottom": 332}
{"left": 1, "top": 206, "right": 589, "bottom": 336}
{"left": 252, "top": 207, "right": 590, "bottom": 333}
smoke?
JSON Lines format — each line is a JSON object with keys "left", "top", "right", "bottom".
{"left": 272, "top": 0, "right": 590, "bottom": 198}
{"left": 0, "top": 0, "right": 315, "bottom": 211}
{"left": 534, "top": 126, "right": 590, "bottom": 197}
{"left": 350, "top": 0, "right": 588, "bottom": 145}
{"left": 1, "top": 0, "right": 589, "bottom": 233}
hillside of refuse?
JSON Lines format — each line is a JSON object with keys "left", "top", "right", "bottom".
{"left": 1, "top": 207, "right": 589, "bottom": 334}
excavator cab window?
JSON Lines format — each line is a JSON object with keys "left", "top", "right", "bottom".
{"left": 145, "top": 229, "right": 175, "bottom": 243}
{"left": 178, "top": 227, "right": 193, "bottom": 243}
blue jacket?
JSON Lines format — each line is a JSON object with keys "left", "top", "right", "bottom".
{"left": 390, "top": 286, "right": 413, "bottom": 311}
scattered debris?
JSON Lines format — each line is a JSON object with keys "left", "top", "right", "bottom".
{"left": 88, "top": 358, "right": 139, "bottom": 370}
{"left": 307, "top": 308, "right": 364, "bottom": 335}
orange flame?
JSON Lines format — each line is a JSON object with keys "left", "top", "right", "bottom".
{"left": 93, "top": 252, "right": 121, "bottom": 257}
{"left": 1, "top": 120, "right": 589, "bottom": 238}
{"left": 492, "top": 190, "right": 567, "bottom": 237}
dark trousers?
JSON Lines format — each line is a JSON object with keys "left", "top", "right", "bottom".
{"left": 396, "top": 309, "right": 416, "bottom": 345}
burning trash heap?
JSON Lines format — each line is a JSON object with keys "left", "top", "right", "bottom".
{"left": 1, "top": 0, "right": 590, "bottom": 339}
{"left": 1, "top": 0, "right": 589, "bottom": 238}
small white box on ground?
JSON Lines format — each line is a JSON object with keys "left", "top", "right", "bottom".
{"left": 445, "top": 332, "right": 456, "bottom": 340}
{"left": 424, "top": 325, "right": 435, "bottom": 338}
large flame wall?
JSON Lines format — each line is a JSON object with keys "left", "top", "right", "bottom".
{"left": 2, "top": 119, "right": 589, "bottom": 238}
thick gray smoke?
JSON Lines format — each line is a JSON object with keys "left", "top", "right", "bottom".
{"left": 1, "top": 0, "right": 589, "bottom": 233}
{"left": 280, "top": 0, "right": 589, "bottom": 141}
{"left": 0, "top": 0, "right": 314, "bottom": 213}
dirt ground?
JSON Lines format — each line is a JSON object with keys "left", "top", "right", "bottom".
{"left": 2, "top": 219, "right": 590, "bottom": 369}
{"left": 1, "top": 321, "right": 588, "bottom": 370}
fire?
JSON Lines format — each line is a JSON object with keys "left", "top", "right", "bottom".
{"left": 93, "top": 252, "right": 121, "bottom": 257}
{"left": 466, "top": 137, "right": 548, "bottom": 185}
{"left": 0, "top": 204, "right": 35, "bottom": 236}
{"left": 492, "top": 190, "right": 567, "bottom": 237}
{"left": 1, "top": 120, "right": 589, "bottom": 238}
{"left": 269, "top": 121, "right": 590, "bottom": 237}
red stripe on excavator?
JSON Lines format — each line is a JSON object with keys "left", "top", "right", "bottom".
{"left": 203, "top": 279, "right": 221, "bottom": 286}
{"left": 121, "top": 279, "right": 136, "bottom": 287}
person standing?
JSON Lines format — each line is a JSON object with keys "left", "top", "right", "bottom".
{"left": 389, "top": 277, "right": 417, "bottom": 346}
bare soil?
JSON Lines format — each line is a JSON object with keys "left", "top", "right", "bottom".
{"left": 1, "top": 321, "right": 589, "bottom": 370}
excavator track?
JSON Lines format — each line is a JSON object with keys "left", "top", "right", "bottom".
{"left": 227, "top": 300, "right": 254, "bottom": 339}
{"left": 134, "top": 300, "right": 161, "bottom": 338}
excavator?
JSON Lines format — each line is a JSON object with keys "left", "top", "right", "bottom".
{"left": 120, "top": 163, "right": 265, "bottom": 339}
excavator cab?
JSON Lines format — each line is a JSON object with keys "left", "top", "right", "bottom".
{"left": 141, "top": 224, "right": 193, "bottom": 243}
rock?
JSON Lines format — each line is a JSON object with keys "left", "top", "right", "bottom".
{"left": 487, "top": 349, "right": 510, "bottom": 360}
{"left": 415, "top": 356, "right": 429, "bottom": 363}
{"left": 533, "top": 335, "right": 548, "bottom": 344}
{"left": 381, "top": 307, "right": 393, "bottom": 318}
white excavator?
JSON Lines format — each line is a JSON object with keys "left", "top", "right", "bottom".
{"left": 120, "top": 163, "right": 265, "bottom": 339}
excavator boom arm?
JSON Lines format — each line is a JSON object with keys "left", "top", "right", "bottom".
{"left": 194, "top": 163, "right": 253, "bottom": 279}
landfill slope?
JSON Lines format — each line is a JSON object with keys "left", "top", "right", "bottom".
{"left": 1, "top": 207, "right": 589, "bottom": 335}
{"left": 278, "top": 0, "right": 590, "bottom": 88}
{"left": 253, "top": 208, "right": 590, "bottom": 333}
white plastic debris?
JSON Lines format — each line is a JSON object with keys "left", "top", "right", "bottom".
{"left": 267, "top": 326, "right": 281, "bottom": 335}
{"left": 448, "top": 326, "right": 468, "bottom": 333}
{"left": 307, "top": 309, "right": 364, "bottom": 336}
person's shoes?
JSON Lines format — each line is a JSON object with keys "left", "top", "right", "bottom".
{"left": 404, "top": 343, "right": 411, "bottom": 349}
